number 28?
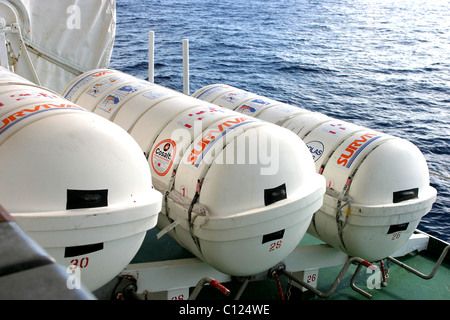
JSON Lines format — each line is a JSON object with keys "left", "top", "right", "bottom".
{"left": 269, "top": 240, "right": 282, "bottom": 252}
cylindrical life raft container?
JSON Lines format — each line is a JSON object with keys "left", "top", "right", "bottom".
{"left": 0, "top": 67, "right": 162, "bottom": 291}
{"left": 192, "top": 84, "right": 437, "bottom": 262}
{"left": 63, "top": 69, "right": 326, "bottom": 276}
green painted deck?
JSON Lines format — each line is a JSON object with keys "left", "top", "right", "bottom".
{"left": 127, "top": 229, "right": 450, "bottom": 300}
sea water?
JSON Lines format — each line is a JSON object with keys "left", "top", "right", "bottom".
{"left": 110, "top": 0, "right": 450, "bottom": 242}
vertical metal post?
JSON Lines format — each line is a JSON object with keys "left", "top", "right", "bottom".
{"left": 148, "top": 31, "right": 154, "bottom": 83}
{"left": 0, "top": 33, "right": 10, "bottom": 69}
{"left": 182, "top": 38, "right": 189, "bottom": 95}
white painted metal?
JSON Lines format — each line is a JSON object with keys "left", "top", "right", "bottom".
{"left": 148, "top": 31, "right": 154, "bottom": 83}
{"left": 119, "top": 232, "right": 427, "bottom": 299}
{"left": 182, "top": 38, "right": 189, "bottom": 95}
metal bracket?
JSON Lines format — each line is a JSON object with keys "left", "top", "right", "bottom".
{"left": 387, "top": 245, "right": 449, "bottom": 280}
{"left": 275, "top": 257, "right": 376, "bottom": 299}
{"left": 189, "top": 276, "right": 230, "bottom": 300}
{"left": 0, "top": 0, "right": 40, "bottom": 83}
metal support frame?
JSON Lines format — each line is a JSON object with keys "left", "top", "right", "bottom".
{"left": 233, "top": 278, "right": 250, "bottom": 300}
{"left": 278, "top": 239, "right": 449, "bottom": 300}
{"left": 0, "top": 1, "right": 40, "bottom": 84}
{"left": 148, "top": 31, "right": 154, "bottom": 83}
{"left": 120, "top": 257, "right": 232, "bottom": 300}
{"left": 182, "top": 38, "right": 189, "bottom": 95}
{"left": 276, "top": 257, "right": 376, "bottom": 299}
{"left": 0, "top": 32, "right": 8, "bottom": 68}
{"left": 147, "top": 31, "right": 190, "bottom": 94}
{"left": 117, "top": 242, "right": 353, "bottom": 299}
{"left": 189, "top": 276, "right": 230, "bottom": 300}
{"left": 387, "top": 245, "right": 449, "bottom": 280}
{"left": 116, "top": 230, "right": 449, "bottom": 300}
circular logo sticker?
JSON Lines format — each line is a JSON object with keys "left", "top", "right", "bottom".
{"left": 151, "top": 139, "right": 177, "bottom": 176}
{"left": 306, "top": 141, "right": 324, "bottom": 162}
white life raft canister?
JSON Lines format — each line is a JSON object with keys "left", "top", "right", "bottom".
{"left": 63, "top": 69, "right": 326, "bottom": 276}
{"left": 0, "top": 67, "right": 162, "bottom": 291}
{"left": 192, "top": 84, "right": 437, "bottom": 262}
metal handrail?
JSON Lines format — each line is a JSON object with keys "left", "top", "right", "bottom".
{"left": 349, "top": 263, "right": 373, "bottom": 298}
{"left": 275, "top": 257, "right": 375, "bottom": 299}
{"left": 189, "top": 276, "right": 230, "bottom": 300}
{"left": 387, "top": 245, "right": 450, "bottom": 280}
{"left": 277, "top": 245, "right": 450, "bottom": 300}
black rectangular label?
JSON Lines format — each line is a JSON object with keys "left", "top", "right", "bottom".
{"left": 262, "top": 229, "right": 285, "bottom": 244}
{"left": 264, "top": 183, "right": 287, "bottom": 206}
{"left": 64, "top": 242, "right": 104, "bottom": 258}
{"left": 387, "top": 223, "right": 409, "bottom": 234}
{"left": 393, "top": 188, "right": 418, "bottom": 203}
{"left": 66, "top": 189, "right": 108, "bottom": 210}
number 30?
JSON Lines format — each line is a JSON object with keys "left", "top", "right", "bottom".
{"left": 70, "top": 257, "right": 89, "bottom": 268}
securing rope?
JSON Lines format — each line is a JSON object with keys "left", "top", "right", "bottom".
{"left": 333, "top": 136, "right": 395, "bottom": 251}
{"left": 164, "top": 169, "right": 177, "bottom": 217}
{"left": 430, "top": 171, "right": 450, "bottom": 180}
{"left": 272, "top": 271, "right": 285, "bottom": 300}
{"left": 188, "top": 178, "right": 205, "bottom": 253}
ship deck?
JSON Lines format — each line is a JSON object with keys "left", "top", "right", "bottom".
{"left": 94, "top": 228, "right": 450, "bottom": 301}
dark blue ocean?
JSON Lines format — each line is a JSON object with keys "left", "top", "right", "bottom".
{"left": 110, "top": 0, "right": 450, "bottom": 242}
